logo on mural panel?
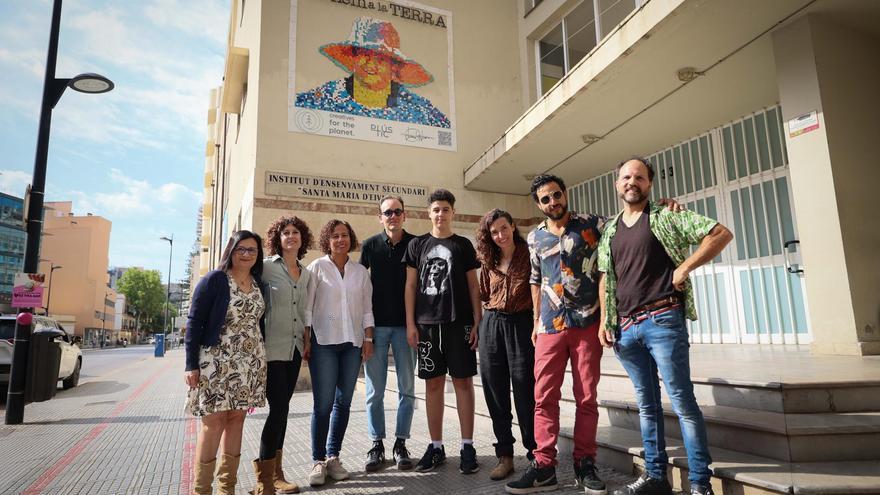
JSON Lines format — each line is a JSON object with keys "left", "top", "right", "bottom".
{"left": 288, "top": 0, "right": 456, "bottom": 151}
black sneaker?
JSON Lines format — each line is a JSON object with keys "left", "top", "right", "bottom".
{"left": 505, "top": 461, "right": 558, "bottom": 494}
{"left": 613, "top": 473, "right": 672, "bottom": 495}
{"left": 690, "top": 484, "right": 715, "bottom": 495}
{"left": 575, "top": 457, "right": 606, "bottom": 494}
{"left": 415, "top": 444, "right": 446, "bottom": 472}
{"left": 459, "top": 444, "right": 479, "bottom": 474}
{"left": 364, "top": 440, "right": 385, "bottom": 472}
{"left": 393, "top": 438, "right": 414, "bottom": 470}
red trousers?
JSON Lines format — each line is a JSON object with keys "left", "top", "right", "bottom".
{"left": 532, "top": 321, "right": 603, "bottom": 467}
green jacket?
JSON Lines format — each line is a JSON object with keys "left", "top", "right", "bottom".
{"left": 597, "top": 202, "right": 717, "bottom": 332}
{"left": 261, "top": 255, "right": 311, "bottom": 361}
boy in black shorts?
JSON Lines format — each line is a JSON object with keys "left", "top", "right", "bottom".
{"left": 404, "top": 188, "right": 482, "bottom": 475}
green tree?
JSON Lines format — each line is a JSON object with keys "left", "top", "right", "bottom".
{"left": 116, "top": 268, "right": 165, "bottom": 334}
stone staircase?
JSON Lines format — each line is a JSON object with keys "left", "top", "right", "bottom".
{"left": 379, "top": 344, "right": 880, "bottom": 494}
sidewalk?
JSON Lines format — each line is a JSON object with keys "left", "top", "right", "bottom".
{"left": 0, "top": 349, "right": 636, "bottom": 494}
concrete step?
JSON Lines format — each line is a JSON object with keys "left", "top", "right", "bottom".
{"left": 598, "top": 354, "right": 880, "bottom": 414}
{"left": 568, "top": 424, "right": 880, "bottom": 495}
{"left": 598, "top": 397, "right": 880, "bottom": 462}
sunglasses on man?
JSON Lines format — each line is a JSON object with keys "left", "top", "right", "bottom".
{"left": 539, "top": 190, "right": 564, "bottom": 205}
{"left": 381, "top": 208, "right": 404, "bottom": 218}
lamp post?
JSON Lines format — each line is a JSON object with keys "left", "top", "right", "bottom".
{"left": 6, "top": 0, "right": 114, "bottom": 425}
{"left": 160, "top": 235, "right": 173, "bottom": 339}
{"left": 44, "top": 262, "right": 63, "bottom": 316}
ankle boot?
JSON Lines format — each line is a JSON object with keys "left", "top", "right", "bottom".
{"left": 274, "top": 450, "right": 300, "bottom": 494}
{"left": 490, "top": 456, "right": 514, "bottom": 480}
{"left": 249, "top": 458, "right": 277, "bottom": 495}
{"left": 216, "top": 454, "right": 241, "bottom": 495}
{"left": 192, "top": 458, "right": 216, "bottom": 495}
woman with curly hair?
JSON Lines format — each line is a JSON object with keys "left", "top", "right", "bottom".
{"left": 304, "top": 219, "right": 375, "bottom": 487}
{"left": 475, "top": 209, "right": 536, "bottom": 482}
{"left": 185, "top": 230, "right": 268, "bottom": 495}
{"left": 251, "top": 216, "right": 314, "bottom": 494}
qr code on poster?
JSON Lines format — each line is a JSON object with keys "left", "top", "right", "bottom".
{"left": 438, "top": 131, "right": 452, "bottom": 147}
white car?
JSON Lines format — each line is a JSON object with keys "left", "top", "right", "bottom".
{"left": 0, "top": 315, "right": 83, "bottom": 390}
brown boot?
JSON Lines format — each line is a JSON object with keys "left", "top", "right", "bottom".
{"left": 192, "top": 458, "right": 216, "bottom": 495}
{"left": 490, "top": 456, "right": 514, "bottom": 481}
{"left": 216, "top": 454, "right": 240, "bottom": 495}
{"left": 249, "top": 458, "right": 277, "bottom": 495}
{"left": 273, "top": 450, "right": 300, "bottom": 494}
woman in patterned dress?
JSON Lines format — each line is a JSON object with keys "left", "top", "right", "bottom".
{"left": 184, "top": 230, "right": 268, "bottom": 495}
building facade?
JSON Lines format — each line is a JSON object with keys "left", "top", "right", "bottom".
{"left": 0, "top": 193, "right": 25, "bottom": 312}
{"left": 201, "top": 0, "right": 879, "bottom": 356}
{"left": 38, "top": 202, "right": 117, "bottom": 343}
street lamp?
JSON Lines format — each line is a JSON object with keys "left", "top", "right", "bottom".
{"left": 45, "top": 262, "right": 63, "bottom": 316}
{"left": 7, "top": 0, "right": 114, "bottom": 426}
{"left": 160, "top": 235, "right": 173, "bottom": 339}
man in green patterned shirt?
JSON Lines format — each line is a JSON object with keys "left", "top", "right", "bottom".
{"left": 597, "top": 157, "right": 732, "bottom": 495}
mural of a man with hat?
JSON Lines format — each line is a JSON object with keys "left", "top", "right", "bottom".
{"left": 295, "top": 16, "right": 451, "bottom": 128}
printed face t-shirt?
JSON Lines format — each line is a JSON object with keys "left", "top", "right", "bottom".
{"left": 404, "top": 233, "right": 479, "bottom": 325}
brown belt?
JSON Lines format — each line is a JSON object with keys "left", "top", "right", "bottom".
{"left": 620, "top": 295, "right": 680, "bottom": 319}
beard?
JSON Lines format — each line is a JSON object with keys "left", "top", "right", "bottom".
{"left": 620, "top": 187, "right": 647, "bottom": 205}
{"left": 545, "top": 203, "right": 568, "bottom": 221}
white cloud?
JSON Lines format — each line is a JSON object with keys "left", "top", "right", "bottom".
{"left": 0, "top": 170, "right": 32, "bottom": 197}
{"left": 60, "top": 168, "right": 201, "bottom": 218}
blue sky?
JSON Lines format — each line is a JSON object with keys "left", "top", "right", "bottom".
{"left": 0, "top": 0, "right": 228, "bottom": 284}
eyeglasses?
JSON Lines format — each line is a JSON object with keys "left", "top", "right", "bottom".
{"left": 539, "top": 190, "right": 564, "bottom": 205}
{"left": 381, "top": 208, "right": 404, "bottom": 218}
{"left": 233, "top": 247, "right": 258, "bottom": 256}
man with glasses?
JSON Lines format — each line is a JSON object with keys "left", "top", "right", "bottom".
{"left": 359, "top": 195, "right": 417, "bottom": 472}
{"left": 508, "top": 174, "right": 680, "bottom": 495}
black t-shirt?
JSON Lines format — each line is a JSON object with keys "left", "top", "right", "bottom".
{"left": 403, "top": 233, "right": 479, "bottom": 325}
{"left": 360, "top": 230, "right": 415, "bottom": 327}
{"left": 611, "top": 209, "right": 679, "bottom": 316}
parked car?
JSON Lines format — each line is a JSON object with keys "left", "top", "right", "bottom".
{"left": 146, "top": 336, "right": 156, "bottom": 345}
{"left": 0, "top": 315, "right": 83, "bottom": 390}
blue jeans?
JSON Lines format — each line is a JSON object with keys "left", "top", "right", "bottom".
{"left": 309, "top": 335, "right": 362, "bottom": 461}
{"left": 364, "top": 326, "right": 416, "bottom": 441}
{"left": 615, "top": 308, "right": 712, "bottom": 486}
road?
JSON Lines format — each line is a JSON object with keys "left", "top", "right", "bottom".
{"left": 1, "top": 344, "right": 156, "bottom": 410}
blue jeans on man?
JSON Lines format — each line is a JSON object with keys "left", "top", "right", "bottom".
{"left": 364, "top": 326, "right": 417, "bottom": 440}
{"left": 309, "top": 336, "right": 363, "bottom": 461}
{"left": 615, "top": 307, "right": 712, "bottom": 486}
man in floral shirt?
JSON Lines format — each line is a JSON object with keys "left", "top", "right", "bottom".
{"left": 506, "top": 173, "right": 607, "bottom": 495}
{"left": 598, "top": 157, "right": 732, "bottom": 495}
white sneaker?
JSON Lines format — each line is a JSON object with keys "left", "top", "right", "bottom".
{"left": 309, "top": 461, "right": 327, "bottom": 486}
{"left": 326, "top": 456, "right": 350, "bottom": 481}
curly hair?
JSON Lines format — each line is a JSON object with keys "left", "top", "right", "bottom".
{"left": 475, "top": 209, "right": 526, "bottom": 270}
{"left": 318, "top": 219, "right": 358, "bottom": 254}
{"left": 264, "top": 215, "right": 313, "bottom": 259}
{"left": 530, "top": 174, "right": 566, "bottom": 202}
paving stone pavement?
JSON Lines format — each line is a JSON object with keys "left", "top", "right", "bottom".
{"left": 0, "top": 348, "right": 651, "bottom": 494}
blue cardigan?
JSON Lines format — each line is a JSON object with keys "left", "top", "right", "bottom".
{"left": 184, "top": 270, "right": 267, "bottom": 371}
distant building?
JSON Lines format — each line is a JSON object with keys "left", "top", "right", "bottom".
{"left": 39, "top": 202, "right": 116, "bottom": 343}
{"left": 0, "top": 193, "right": 25, "bottom": 311}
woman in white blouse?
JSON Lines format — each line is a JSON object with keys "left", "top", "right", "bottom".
{"left": 304, "top": 219, "right": 375, "bottom": 487}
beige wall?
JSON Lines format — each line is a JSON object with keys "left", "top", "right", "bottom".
{"left": 773, "top": 16, "right": 880, "bottom": 355}
{"left": 39, "top": 202, "right": 116, "bottom": 338}
{"left": 207, "top": 0, "right": 541, "bottom": 263}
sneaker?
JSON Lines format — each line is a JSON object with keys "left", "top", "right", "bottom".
{"left": 690, "top": 484, "right": 715, "bottom": 495}
{"left": 574, "top": 457, "right": 606, "bottom": 495}
{"left": 459, "top": 444, "right": 479, "bottom": 474}
{"left": 393, "top": 438, "right": 414, "bottom": 470}
{"left": 325, "top": 457, "right": 350, "bottom": 481}
{"left": 308, "top": 461, "right": 326, "bottom": 487}
{"left": 415, "top": 444, "right": 446, "bottom": 472}
{"left": 365, "top": 440, "right": 385, "bottom": 472}
{"left": 505, "top": 461, "right": 558, "bottom": 494}
{"left": 613, "top": 473, "right": 672, "bottom": 495}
